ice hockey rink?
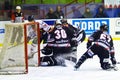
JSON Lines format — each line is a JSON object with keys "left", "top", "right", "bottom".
{"left": 0, "top": 40, "right": 120, "bottom": 80}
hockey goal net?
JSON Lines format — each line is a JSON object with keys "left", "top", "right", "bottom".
{"left": 0, "top": 22, "right": 40, "bottom": 74}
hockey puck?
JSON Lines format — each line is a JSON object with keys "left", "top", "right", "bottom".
{"left": 8, "top": 58, "right": 15, "bottom": 62}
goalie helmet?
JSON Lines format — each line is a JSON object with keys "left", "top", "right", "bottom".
{"left": 100, "top": 24, "right": 108, "bottom": 31}
{"left": 28, "top": 15, "right": 34, "bottom": 21}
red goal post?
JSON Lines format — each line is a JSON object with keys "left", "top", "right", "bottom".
{"left": 24, "top": 22, "right": 41, "bottom": 66}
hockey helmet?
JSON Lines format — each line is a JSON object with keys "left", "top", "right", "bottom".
{"left": 16, "top": 6, "right": 21, "bottom": 10}
{"left": 61, "top": 19, "right": 67, "bottom": 24}
{"left": 100, "top": 24, "right": 108, "bottom": 31}
{"left": 55, "top": 19, "right": 61, "bottom": 25}
{"left": 28, "top": 15, "right": 34, "bottom": 21}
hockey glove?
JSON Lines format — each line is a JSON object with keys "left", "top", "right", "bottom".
{"left": 70, "top": 40, "right": 78, "bottom": 47}
{"left": 41, "top": 47, "right": 53, "bottom": 55}
{"left": 27, "top": 36, "right": 31, "bottom": 43}
{"left": 70, "top": 37, "right": 78, "bottom": 47}
{"left": 32, "top": 37, "right": 38, "bottom": 44}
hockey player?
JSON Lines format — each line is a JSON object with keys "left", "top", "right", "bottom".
{"left": 61, "top": 19, "right": 86, "bottom": 46}
{"left": 40, "top": 19, "right": 86, "bottom": 66}
{"left": 61, "top": 19, "right": 86, "bottom": 62}
{"left": 40, "top": 20, "right": 75, "bottom": 66}
{"left": 27, "top": 19, "right": 38, "bottom": 58}
{"left": 74, "top": 24, "right": 117, "bottom": 70}
{"left": 27, "top": 15, "right": 54, "bottom": 59}
{"left": 10, "top": 6, "right": 24, "bottom": 45}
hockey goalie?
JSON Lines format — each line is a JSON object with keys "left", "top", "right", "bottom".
{"left": 27, "top": 15, "right": 54, "bottom": 66}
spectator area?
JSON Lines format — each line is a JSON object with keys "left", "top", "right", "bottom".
{"left": 0, "top": 0, "right": 120, "bottom": 20}
{"left": 22, "top": 3, "right": 120, "bottom": 19}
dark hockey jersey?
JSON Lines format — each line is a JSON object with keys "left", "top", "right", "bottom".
{"left": 66, "top": 24, "right": 86, "bottom": 45}
{"left": 87, "top": 30, "right": 114, "bottom": 51}
{"left": 47, "top": 24, "right": 75, "bottom": 53}
{"left": 47, "top": 25, "right": 74, "bottom": 47}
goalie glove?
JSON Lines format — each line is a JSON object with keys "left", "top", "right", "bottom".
{"left": 32, "top": 37, "right": 38, "bottom": 44}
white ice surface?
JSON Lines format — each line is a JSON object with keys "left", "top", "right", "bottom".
{"left": 0, "top": 41, "right": 120, "bottom": 80}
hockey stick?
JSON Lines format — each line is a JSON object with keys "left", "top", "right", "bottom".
{"left": 8, "top": 42, "right": 24, "bottom": 49}
{"left": 117, "top": 62, "right": 120, "bottom": 64}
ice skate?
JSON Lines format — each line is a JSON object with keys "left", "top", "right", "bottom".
{"left": 74, "top": 63, "right": 80, "bottom": 71}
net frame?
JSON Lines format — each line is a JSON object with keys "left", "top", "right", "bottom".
{"left": 24, "top": 22, "right": 40, "bottom": 66}
{"left": 0, "top": 23, "right": 28, "bottom": 75}
{"left": 0, "top": 22, "right": 41, "bottom": 75}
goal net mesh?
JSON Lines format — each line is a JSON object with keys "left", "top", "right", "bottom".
{"left": 0, "top": 23, "right": 28, "bottom": 74}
